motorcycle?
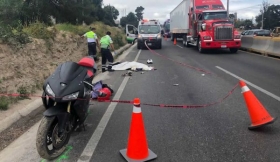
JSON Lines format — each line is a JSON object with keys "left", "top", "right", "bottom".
{"left": 36, "top": 56, "right": 95, "bottom": 160}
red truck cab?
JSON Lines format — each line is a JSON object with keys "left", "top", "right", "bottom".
{"left": 186, "top": 0, "right": 241, "bottom": 53}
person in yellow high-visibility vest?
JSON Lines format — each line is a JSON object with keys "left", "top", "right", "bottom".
{"left": 100, "top": 31, "right": 116, "bottom": 72}
{"left": 81, "top": 27, "right": 100, "bottom": 62}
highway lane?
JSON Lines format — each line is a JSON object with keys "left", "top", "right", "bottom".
{"left": 1, "top": 39, "right": 280, "bottom": 162}
{"left": 86, "top": 40, "right": 280, "bottom": 162}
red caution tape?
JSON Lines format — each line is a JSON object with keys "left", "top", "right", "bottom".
{"left": 0, "top": 83, "right": 239, "bottom": 109}
{"left": 144, "top": 41, "right": 214, "bottom": 75}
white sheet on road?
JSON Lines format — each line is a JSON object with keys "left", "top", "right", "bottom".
{"left": 111, "top": 61, "right": 154, "bottom": 71}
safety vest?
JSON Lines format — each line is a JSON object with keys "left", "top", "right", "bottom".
{"left": 85, "top": 31, "right": 96, "bottom": 43}
{"left": 100, "top": 35, "right": 111, "bottom": 49}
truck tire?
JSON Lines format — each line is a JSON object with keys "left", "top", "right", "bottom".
{"left": 197, "top": 37, "right": 205, "bottom": 53}
{"left": 158, "top": 43, "right": 162, "bottom": 49}
{"left": 230, "top": 48, "right": 238, "bottom": 53}
{"left": 171, "top": 34, "right": 174, "bottom": 41}
{"left": 183, "top": 35, "right": 187, "bottom": 47}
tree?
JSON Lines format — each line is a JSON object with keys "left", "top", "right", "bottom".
{"left": 104, "top": 5, "right": 119, "bottom": 20}
{"left": 120, "top": 16, "right": 127, "bottom": 27}
{"left": 135, "top": 6, "right": 144, "bottom": 21}
{"left": 126, "top": 12, "right": 138, "bottom": 27}
{"left": 255, "top": 4, "right": 280, "bottom": 29}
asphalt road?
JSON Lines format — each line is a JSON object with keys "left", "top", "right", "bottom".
{"left": 1, "top": 39, "right": 280, "bottom": 162}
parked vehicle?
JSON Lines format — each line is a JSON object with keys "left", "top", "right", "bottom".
{"left": 272, "top": 27, "right": 280, "bottom": 37}
{"left": 36, "top": 57, "right": 95, "bottom": 160}
{"left": 170, "top": 0, "right": 241, "bottom": 53}
{"left": 255, "top": 29, "right": 271, "bottom": 37}
{"left": 162, "top": 19, "right": 171, "bottom": 38}
{"left": 243, "top": 29, "right": 271, "bottom": 37}
{"left": 126, "top": 19, "right": 163, "bottom": 49}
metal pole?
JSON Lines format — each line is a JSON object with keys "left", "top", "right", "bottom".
{"left": 261, "top": 10, "right": 264, "bottom": 29}
{"left": 227, "top": 0, "right": 229, "bottom": 18}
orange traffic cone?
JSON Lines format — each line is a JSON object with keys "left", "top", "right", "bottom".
{"left": 120, "top": 98, "right": 157, "bottom": 161}
{"left": 239, "top": 80, "right": 276, "bottom": 130}
{"left": 173, "top": 38, "right": 177, "bottom": 45}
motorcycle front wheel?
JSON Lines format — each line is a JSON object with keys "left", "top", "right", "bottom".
{"left": 36, "top": 116, "right": 71, "bottom": 160}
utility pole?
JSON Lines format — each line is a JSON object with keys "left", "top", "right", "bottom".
{"left": 227, "top": 0, "right": 229, "bottom": 18}
{"left": 261, "top": 10, "right": 264, "bottom": 29}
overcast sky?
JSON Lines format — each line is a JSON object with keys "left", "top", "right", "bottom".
{"left": 103, "top": 0, "right": 279, "bottom": 23}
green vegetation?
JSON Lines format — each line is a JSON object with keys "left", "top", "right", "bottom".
{"left": 0, "top": 0, "right": 132, "bottom": 110}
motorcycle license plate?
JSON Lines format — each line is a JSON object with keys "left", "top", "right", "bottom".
{"left": 221, "top": 45, "right": 227, "bottom": 48}
{"left": 147, "top": 43, "right": 152, "bottom": 46}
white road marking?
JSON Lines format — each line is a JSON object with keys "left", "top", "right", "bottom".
{"left": 176, "top": 45, "right": 183, "bottom": 48}
{"left": 134, "top": 49, "right": 142, "bottom": 61}
{"left": 216, "top": 66, "right": 280, "bottom": 102}
{"left": 77, "top": 47, "right": 141, "bottom": 162}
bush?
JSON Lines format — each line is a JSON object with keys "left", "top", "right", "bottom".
{"left": 0, "top": 96, "right": 9, "bottom": 111}
{"left": 17, "top": 86, "right": 30, "bottom": 100}
{"left": 55, "top": 23, "right": 88, "bottom": 35}
{"left": 0, "top": 21, "right": 31, "bottom": 45}
{"left": 23, "top": 22, "right": 55, "bottom": 40}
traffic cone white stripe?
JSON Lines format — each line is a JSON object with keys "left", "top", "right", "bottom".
{"left": 133, "top": 106, "right": 141, "bottom": 113}
{"left": 241, "top": 86, "right": 250, "bottom": 93}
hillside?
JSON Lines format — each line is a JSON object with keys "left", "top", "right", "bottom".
{"left": 0, "top": 22, "right": 127, "bottom": 110}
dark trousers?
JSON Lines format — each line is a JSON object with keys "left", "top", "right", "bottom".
{"left": 101, "top": 48, "right": 114, "bottom": 71}
{"left": 88, "top": 42, "right": 97, "bottom": 60}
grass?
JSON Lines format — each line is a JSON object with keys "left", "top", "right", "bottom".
{"left": 1, "top": 21, "right": 128, "bottom": 110}
{"left": 54, "top": 21, "right": 127, "bottom": 48}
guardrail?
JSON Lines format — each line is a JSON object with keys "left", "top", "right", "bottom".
{"left": 241, "top": 36, "right": 280, "bottom": 57}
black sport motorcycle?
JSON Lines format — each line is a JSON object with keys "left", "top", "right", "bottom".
{"left": 36, "top": 57, "right": 95, "bottom": 160}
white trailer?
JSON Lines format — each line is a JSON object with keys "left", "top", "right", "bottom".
{"left": 170, "top": 0, "right": 190, "bottom": 41}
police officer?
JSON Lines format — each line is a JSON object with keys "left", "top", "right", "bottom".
{"left": 81, "top": 27, "right": 100, "bottom": 62}
{"left": 100, "top": 31, "right": 116, "bottom": 72}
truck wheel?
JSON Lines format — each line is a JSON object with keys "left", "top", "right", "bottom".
{"left": 197, "top": 37, "right": 204, "bottom": 53}
{"left": 230, "top": 48, "right": 238, "bottom": 53}
{"left": 183, "top": 36, "right": 186, "bottom": 46}
{"left": 171, "top": 34, "right": 174, "bottom": 41}
{"left": 158, "top": 43, "right": 162, "bottom": 49}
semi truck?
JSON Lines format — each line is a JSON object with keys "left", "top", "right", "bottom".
{"left": 170, "top": 0, "right": 241, "bottom": 53}
{"left": 126, "top": 19, "right": 163, "bottom": 49}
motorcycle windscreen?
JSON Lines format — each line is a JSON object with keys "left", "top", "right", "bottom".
{"left": 46, "top": 61, "right": 87, "bottom": 100}
{"left": 59, "top": 62, "right": 84, "bottom": 82}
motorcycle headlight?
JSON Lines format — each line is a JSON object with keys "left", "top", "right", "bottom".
{"left": 62, "top": 92, "right": 79, "bottom": 101}
{"left": 46, "top": 84, "right": 55, "bottom": 97}
{"left": 138, "top": 34, "right": 142, "bottom": 38}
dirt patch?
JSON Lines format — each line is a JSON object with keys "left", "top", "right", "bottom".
{"left": 0, "top": 106, "right": 44, "bottom": 152}
{"left": 0, "top": 30, "right": 88, "bottom": 94}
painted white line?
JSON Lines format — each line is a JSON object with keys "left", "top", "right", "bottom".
{"left": 78, "top": 47, "right": 141, "bottom": 162}
{"left": 134, "top": 49, "right": 142, "bottom": 61}
{"left": 216, "top": 66, "right": 280, "bottom": 102}
{"left": 176, "top": 45, "right": 183, "bottom": 48}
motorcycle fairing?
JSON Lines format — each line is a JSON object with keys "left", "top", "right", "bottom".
{"left": 43, "top": 61, "right": 88, "bottom": 102}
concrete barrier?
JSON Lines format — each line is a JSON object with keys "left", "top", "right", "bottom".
{"left": 241, "top": 36, "right": 280, "bottom": 57}
{"left": 240, "top": 36, "right": 254, "bottom": 50}
{"left": 265, "top": 37, "right": 280, "bottom": 57}
{"left": 250, "top": 37, "right": 271, "bottom": 55}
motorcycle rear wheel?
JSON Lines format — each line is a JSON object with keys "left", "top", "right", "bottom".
{"left": 36, "top": 116, "right": 71, "bottom": 160}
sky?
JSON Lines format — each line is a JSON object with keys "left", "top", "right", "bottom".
{"left": 103, "top": 0, "right": 279, "bottom": 23}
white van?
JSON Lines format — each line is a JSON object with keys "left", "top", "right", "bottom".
{"left": 126, "top": 19, "right": 163, "bottom": 49}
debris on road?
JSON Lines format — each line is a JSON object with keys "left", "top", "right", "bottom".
{"left": 147, "top": 59, "right": 153, "bottom": 64}
{"left": 173, "top": 84, "right": 179, "bottom": 86}
{"left": 202, "top": 74, "right": 205, "bottom": 76}
{"left": 122, "top": 71, "right": 133, "bottom": 77}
